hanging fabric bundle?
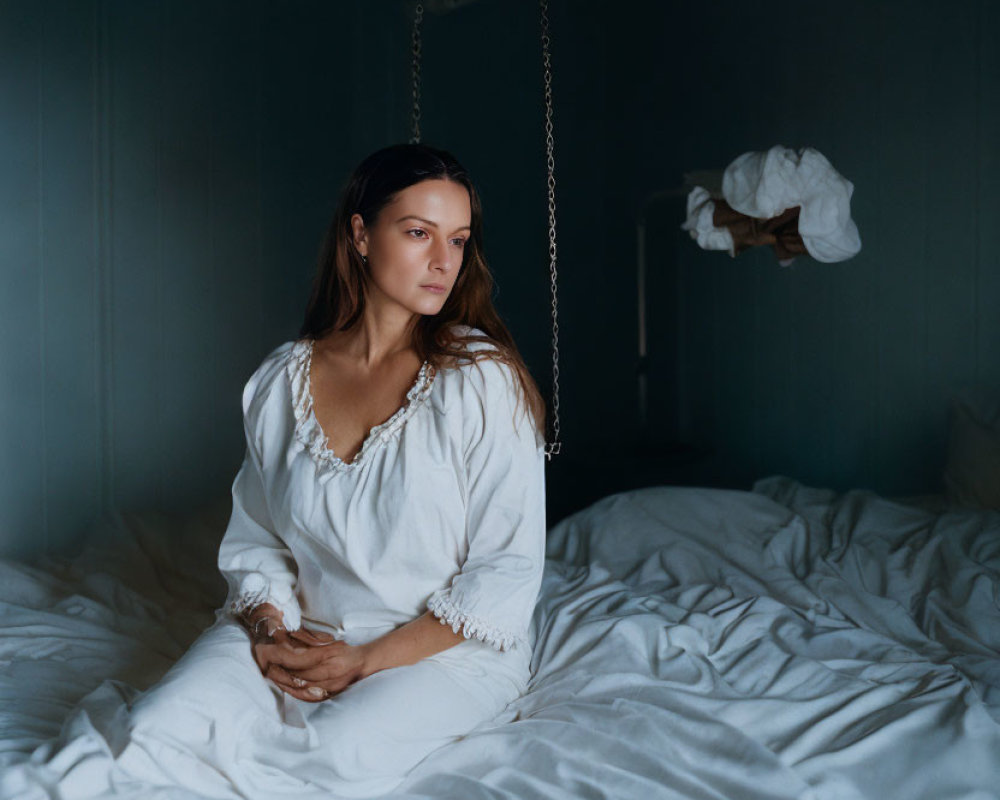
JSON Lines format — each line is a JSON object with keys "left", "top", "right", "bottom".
{"left": 682, "top": 145, "right": 862, "bottom": 266}
{"left": 408, "top": 1, "right": 562, "bottom": 458}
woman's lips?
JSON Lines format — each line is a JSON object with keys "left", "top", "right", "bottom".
{"left": 421, "top": 284, "right": 447, "bottom": 294}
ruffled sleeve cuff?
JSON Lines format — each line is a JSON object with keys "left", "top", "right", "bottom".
{"left": 229, "top": 572, "right": 303, "bottom": 632}
{"left": 426, "top": 588, "right": 527, "bottom": 652}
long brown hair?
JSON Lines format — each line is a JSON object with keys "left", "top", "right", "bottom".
{"left": 299, "top": 143, "right": 546, "bottom": 438}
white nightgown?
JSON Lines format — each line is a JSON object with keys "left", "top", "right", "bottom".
{"left": 5, "top": 328, "right": 546, "bottom": 800}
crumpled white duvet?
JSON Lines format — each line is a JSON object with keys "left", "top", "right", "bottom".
{"left": 1, "top": 477, "right": 998, "bottom": 799}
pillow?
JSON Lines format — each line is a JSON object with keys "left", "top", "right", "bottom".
{"left": 943, "top": 386, "right": 1000, "bottom": 510}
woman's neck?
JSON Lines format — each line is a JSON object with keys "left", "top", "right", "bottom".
{"left": 325, "top": 304, "right": 418, "bottom": 370}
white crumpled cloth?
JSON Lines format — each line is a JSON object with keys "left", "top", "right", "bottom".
{"left": 682, "top": 145, "right": 862, "bottom": 263}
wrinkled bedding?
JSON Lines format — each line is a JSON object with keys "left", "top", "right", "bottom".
{"left": 1, "top": 477, "right": 998, "bottom": 799}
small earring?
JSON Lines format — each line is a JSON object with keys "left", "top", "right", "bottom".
{"left": 361, "top": 254, "right": 368, "bottom": 264}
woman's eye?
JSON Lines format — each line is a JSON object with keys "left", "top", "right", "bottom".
{"left": 407, "top": 229, "right": 464, "bottom": 247}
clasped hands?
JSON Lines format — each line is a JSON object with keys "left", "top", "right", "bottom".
{"left": 240, "top": 604, "right": 367, "bottom": 702}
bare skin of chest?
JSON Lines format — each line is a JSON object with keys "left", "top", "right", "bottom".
{"left": 309, "top": 346, "right": 424, "bottom": 464}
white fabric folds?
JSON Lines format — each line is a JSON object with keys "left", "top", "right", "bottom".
{"left": 2, "top": 478, "right": 999, "bottom": 798}
{"left": 682, "top": 185, "right": 735, "bottom": 253}
{"left": 423, "top": 356, "right": 544, "bottom": 651}
{"left": 683, "top": 144, "right": 862, "bottom": 263}
{"left": 220, "top": 452, "right": 303, "bottom": 632}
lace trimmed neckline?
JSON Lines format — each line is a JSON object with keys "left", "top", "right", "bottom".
{"left": 286, "top": 339, "right": 436, "bottom": 474}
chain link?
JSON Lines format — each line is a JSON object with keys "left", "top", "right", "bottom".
{"left": 409, "top": 0, "right": 561, "bottom": 458}
{"left": 410, "top": 3, "right": 424, "bottom": 144}
{"left": 539, "top": 0, "right": 561, "bottom": 459}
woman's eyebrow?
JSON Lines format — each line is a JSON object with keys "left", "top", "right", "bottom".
{"left": 395, "top": 215, "right": 471, "bottom": 233}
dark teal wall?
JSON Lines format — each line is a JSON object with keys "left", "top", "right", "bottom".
{"left": 601, "top": 0, "right": 1000, "bottom": 497}
{"left": 2, "top": 0, "right": 997, "bottom": 559}
{"left": 0, "top": 0, "right": 384, "bottom": 558}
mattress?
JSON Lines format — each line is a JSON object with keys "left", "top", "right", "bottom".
{"left": 1, "top": 476, "right": 998, "bottom": 799}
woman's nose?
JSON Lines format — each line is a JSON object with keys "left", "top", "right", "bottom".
{"left": 430, "top": 238, "right": 455, "bottom": 272}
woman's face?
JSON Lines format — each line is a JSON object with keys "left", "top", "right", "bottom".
{"left": 351, "top": 178, "right": 472, "bottom": 318}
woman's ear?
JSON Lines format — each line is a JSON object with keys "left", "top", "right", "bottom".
{"left": 350, "top": 213, "right": 368, "bottom": 258}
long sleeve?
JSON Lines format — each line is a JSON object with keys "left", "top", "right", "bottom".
{"left": 426, "top": 356, "right": 546, "bottom": 651}
{"left": 217, "top": 371, "right": 303, "bottom": 631}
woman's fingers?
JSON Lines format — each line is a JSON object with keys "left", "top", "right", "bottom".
{"left": 253, "top": 635, "right": 344, "bottom": 682}
{"left": 242, "top": 604, "right": 286, "bottom": 641}
{"left": 303, "top": 685, "right": 330, "bottom": 701}
{"left": 253, "top": 631, "right": 361, "bottom": 699}
{"left": 265, "top": 663, "right": 307, "bottom": 690}
{"left": 264, "top": 661, "right": 357, "bottom": 698}
{"left": 264, "top": 664, "right": 325, "bottom": 702}
{"left": 286, "top": 651, "right": 365, "bottom": 692}
{"left": 284, "top": 660, "right": 355, "bottom": 684}
{"left": 275, "top": 681, "right": 330, "bottom": 703}
{"left": 258, "top": 639, "right": 347, "bottom": 671}
{"left": 252, "top": 639, "right": 317, "bottom": 677}
{"left": 264, "top": 670, "right": 356, "bottom": 702}
{"left": 315, "top": 676, "right": 357, "bottom": 695}
{"left": 270, "top": 629, "right": 292, "bottom": 646}
{"left": 252, "top": 641, "right": 271, "bottom": 674}
{"left": 288, "top": 679, "right": 352, "bottom": 700}
{"left": 265, "top": 667, "right": 349, "bottom": 702}
{"left": 289, "top": 627, "right": 336, "bottom": 647}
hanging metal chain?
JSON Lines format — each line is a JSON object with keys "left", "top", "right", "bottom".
{"left": 410, "top": 3, "right": 424, "bottom": 144}
{"left": 539, "top": 0, "right": 561, "bottom": 459}
{"left": 409, "top": 0, "right": 560, "bottom": 456}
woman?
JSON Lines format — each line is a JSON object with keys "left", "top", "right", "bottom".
{"left": 7, "top": 144, "right": 547, "bottom": 800}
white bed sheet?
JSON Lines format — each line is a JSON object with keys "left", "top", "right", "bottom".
{"left": 1, "top": 477, "right": 998, "bottom": 799}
